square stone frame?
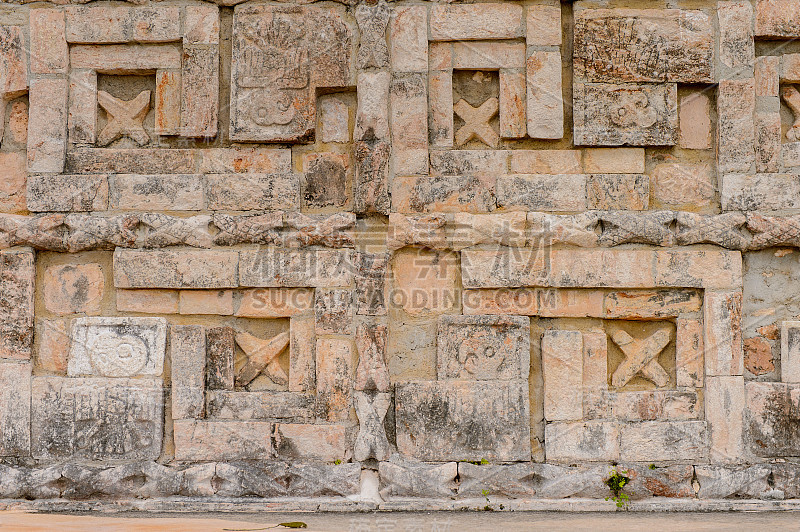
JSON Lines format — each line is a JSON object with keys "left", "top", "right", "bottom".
{"left": 28, "top": 5, "right": 220, "bottom": 174}
{"left": 461, "top": 247, "right": 745, "bottom": 464}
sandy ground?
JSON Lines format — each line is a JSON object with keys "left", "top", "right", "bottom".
{"left": 2, "top": 511, "right": 800, "bottom": 531}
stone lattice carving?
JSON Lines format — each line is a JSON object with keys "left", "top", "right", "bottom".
{"left": 598, "top": 211, "right": 675, "bottom": 246}
{"left": 610, "top": 327, "right": 671, "bottom": 388}
{"left": 675, "top": 212, "right": 749, "bottom": 249}
{"left": 96, "top": 90, "right": 151, "bottom": 146}
{"left": 454, "top": 97, "right": 500, "bottom": 148}
{"left": 234, "top": 330, "right": 290, "bottom": 387}
{"left": 354, "top": 391, "right": 391, "bottom": 461}
{"left": 212, "top": 212, "right": 283, "bottom": 246}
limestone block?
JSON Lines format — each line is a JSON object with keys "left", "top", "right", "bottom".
{"left": 509, "top": 150, "right": 582, "bottom": 174}
{"left": 527, "top": 4, "right": 562, "bottom": 46}
{"left": 587, "top": 174, "right": 649, "bottom": 210}
{"left": 205, "top": 173, "right": 300, "bottom": 211}
{"left": 390, "top": 73, "right": 428, "bottom": 175}
{"left": 549, "top": 249, "right": 658, "bottom": 288}
{"left": 67, "top": 317, "right": 167, "bottom": 378}
{"left": 583, "top": 148, "right": 644, "bottom": 174}
{"left": 239, "top": 249, "right": 353, "bottom": 288}
{"left": 695, "top": 465, "right": 770, "bottom": 498}
{"left": 180, "top": 45, "right": 218, "bottom": 137}
{"left": 354, "top": 252, "right": 388, "bottom": 316}
{"left": 430, "top": 150, "right": 508, "bottom": 176}
{"left": 616, "top": 463, "right": 695, "bottom": 499}
{"left": 237, "top": 288, "right": 314, "bottom": 318}
{"left": 574, "top": 9, "right": 714, "bottom": 83}
{"left": 653, "top": 249, "right": 742, "bottom": 290}
{"left": 30, "top": 9, "right": 67, "bottom": 74}
{"left": 36, "top": 319, "right": 70, "bottom": 373}
{"left": 64, "top": 6, "right": 181, "bottom": 43}
{"left": 0, "top": 152, "right": 26, "bottom": 214}
{"left": 704, "top": 291, "right": 744, "bottom": 376}
{"left": 137, "top": 214, "right": 212, "bottom": 249}
{"left": 389, "top": 6, "right": 427, "bottom": 72}
{"left": 0, "top": 249, "right": 34, "bottom": 360}
{"left": 705, "top": 375, "right": 745, "bottom": 464}
{"left": 354, "top": 391, "right": 391, "bottom": 461}
{"left": 526, "top": 51, "right": 563, "bottom": 139}
{"left": 31, "top": 376, "right": 163, "bottom": 460}
{"left": 678, "top": 92, "right": 712, "bottom": 149}
{"left": 718, "top": 1, "right": 755, "bottom": 74}
{"left": 755, "top": 0, "right": 800, "bottom": 37}
{"left": 496, "top": 174, "right": 587, "bottom": 211}
{"left": 379, "top": 456, "right": 458, "bottom": 498}
{"left": 355, "top": 321, "right": 389, "bottom": 392}
{"left": 395, "top": 380, "right": 531, "bottom": 462}
{"left": 0, "top": 26, "right": 27, "bottom": 105}
{"left": 70, "top": 44, "right": 181, "bottom": 72}
{"left": 314, "top": 289, "right": 353, "bottom": 335}
{"left": 43, "top": 263, "right": 104, "bottom": 316}
{"left": 234, "top": 330, "right": 289, "bottom": 388}
{"left": 179, "top": 290, "right": 233, "bottom": 316}
{"left": 756, "top": 56, "right": 779, "bottom": 97}
{"left": 652, "top": 163, "right": 714, "bottom": 207}
{"left": 598, "top": 211, "right": 673, "bottom": 247}
{"left": 451, "top": 212, "right": 526, "bottom": 250}
{"left": 674, "top": 213, "right": 747, "bottom": 249}
{"left": 429, "top": 69, "right": 453, "bottom": 147}
{"left": 747, "top": 213, "right": 800, "bottom": 248}
{"left": 316, "top": 337, "right": 354, "bottom": 422}
{"left": 574, "top": 82, "right": 678, "bottom": 146}
{"left": 542, "top": 330, "right": 583, "bottom": 422}
{"left": 230, "top": 5, "right": 353, "bottom": 142}
{"left": 206, "top": 390, "right": 312, "bottom": 421}
{"left": 170, "top": 325, "right": 205, "bottom": 420}
{"left": 27, "top": 174, "right": 107, "bottom": 213}
{"left": 461, "top": 248, "right": 548, "bottom": 289}
{"left": 116, "top": 289, "right": 178, "bottom": 314}
{"left": 301, "top": 152, "right": 350, "bottom": 210}
{"left": 27, "top": 78, "right": 68, "bottom": 173}
{"left": 173, "top": 420, "right": 272, "bottom": 461}
{"left": 755, "top": 112, "right": 781, "bottom": 173}
{"left": 319, "top": 96, "right": 349, "bottom": 144}
{"left": 619, "top": 421, "right": 707, "bottom": 461}
{"left": 386, "top": 213, "right": 448, "bottom": 251}
{"left": 437, "top": 315, "right": 530, "bottom": 381}
{"left": 528, "top": 211, "right": 600, "bottom": 248}
{"left": 289, "top": 315, "right": 315, "bottom": 393}
{"left": 200, "top": 148, "right": 291, "bottom": 174}
{"left": 603, "top": 289, "right": 702, "bottom": 320}
{"left": 354, "top": 139, "right": 390, "bottom": 214}
{"left": 392, "top": 175, "right": 497, "bottom": 214}
{"left": 68, "top": 69, "right": 97, "bottom": 144}
{"left": 544, "top": 421, "right": 619, "bottom": 462}
{"left": 717, "top": 79, "right": 755, "bottom": 174}
{"left": 212, "top": 213, "right": 283, "bottom": 247}
{"left": 64, "top": 214, "right": 140, "bottom": 252}
{"left": 0, "top": 361, "right": 30, "bottom": 456}
{"left": 114, "top": 249, "right": 238, "bottom": 289}
{"left": 109, "top": 174, "right": 203, "bottom": 211}
{"left": 275, "top": 423, "right": 348, "bottom": 461}
{"left": 745, "top": 381, "right": 800, "bottom": 457}
{"left": 356, "top": 4, "right": 389, "bottom": 69}
{"left": 781, "top": 321, "right": 800, "bottom": 383}
{"left": 66, "top": 148, "right": 195, "bottom": 174}
{"left": 676, "top": 318, "right": 705, "bottom": 388}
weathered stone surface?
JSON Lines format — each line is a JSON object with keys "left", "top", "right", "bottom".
{"left": 96, "top": 90, "right": 151, "bottom": 146}
{"left": 354, "top": 252, "right": 388, "bottom": 316}
{"left": 542, "top": 330, "right": 583, "bottom": 422}
{"left": 389, "top": 6, "right": 426, "bottom": 72}
{"left": 205, "top": 326, "right": 234, "bottom": 391}
{"left": 37, "top": 319, "right": 70, "bottom": 373}
{"left": 205, "top": 173, "right": 300, "bottom": 211}
{"left": 437, "top": 315, "right": 530, "bottom": 381}
{"left": 782, "top": 321, "right": 800, "bottom": 383}
{"left": 206, "top": 390, "right": 313, "bottom": 421}
{"left": 610, "top": 325, "right": 672, "bottom": 389}
{"left": 137, "top": 214, "right": 212, "bottom": 249}
{"left": 234, "top": 330, "right": 289, "bottom": 388}
{"left": 597, "top": 211, "right": 674, "bottom": 247}
{"left": 170, "top": 325, "right": 205, "bottom": 420}
{"left": 695, "top": 465, "right": 771, "bottom": 499}
{"left": 379, "top": 456, "right": 458, "bottom": 498}
{"left": 174, "top": 420, "right": 272, "bottom": 461}
{"left": 704, "top": 291, "right": 744, "bottom": 376}
{"left": 230, "top": 5, "right": 353, "bottom": 142}
{"left": 747, "top": 213, "right": 800, "bottom": 249}
{"left": 619, "top": 421, "right": 707, "bottom": 462}
{"left": 706, "top": 376, "right": 745, "bottom": 464}
{"left": 354, "top": 391, "right": 391, "bottom": 461}
{"left": 496, "top": 174, "right": 587, "bottom": 212}
{"left": 27, "top": 77, "right": 68, "bottom": 173}
{"left": 179, "top": 290, "right": 233, "bottom": 316}
{"left": 745, "top": 381, "right": 800, "bottom": 457}
{"left": 354, "top": 139, "right": 390, "bottom": 214}
{"left": 0, "top": 361, "right": 30, "bottom": 455}
{"left": 574, "top": 9, "right": 714, "bottom": 83}
{"left": 610, "top": 391, "right": 700, "bottom": 422}
{"left": 355, "top": 322, "right": 389, "bottom": 392}
{"left": 392, "top": 175, "right": 496, "bottom": 214}
{"left": 43, "top": 263, "right": 104, "bottom": 316}
{"left": 509, "top": 150, "right": 582, "bottom": 175}
{"left": 452, "top": 212, "right": 526, "bottom": 250}
{"left": 587, "top": 174, "right": 649, "bottom": 210}
{"left": 387, "top": 213, "right": 449, "bottom": 251}
{"left": 356, "top": 4, "right": 389, "bottom": 69}
{"left": 68, "top": 317, "right": 167, "bottom": 378}
{"left": 31, "top": 376, "right": 163, "bottom": 460}
{"left": 653, "top": 164, "right": 714, "bottom": 208}
{"left": 314, "top": 289, "right": 353, "bottom": 335}
{"left": 239, "top": 249, "right": 352, "bottom": 288}
{"left": 574, "top": 82, "right": 678, "bottom": 146}
{"left": 301, "top": 153, "right": 350, "bottom": 209}
{"left": 180, "top": 45, "right": 219, "bottom": 138}
{"left": 390, "top": 247, "right": 459, "bottom": 316}
{"left": 678, "top": 92, "right": 712, "bottom": 149}
{"left": 583, "top": 148, "right": 645, "bottom": 174}
{"left": 676, "top": 318, "right": 705, "bottom": 388}
{"left": 0, "top": 249, "right": 34, "bottom": 359}
{"left": 316, "top": 337, "right": 354, "bottom": 422}
{"left": 212, "top": 213, "right": 283, "bottom": 246}
{"left": 109, "top": 174, "right": 203, "bottom": 211}
{"left": 395, "top": 380, "right": 531, "bottom": 462}
{"left": 526, "top": 51, "right": 563, "bottom": 139}
{"left": 461, "top": 248, "right": 547, "bottom": 289}
{"left": 289, "top": 315, "right": 315, "bottom": 393}
{"left": 718, "top": 80, "right": 755, "bottom": 174}
{"left": 390, "top": 73, "right": 428, "bottom": 175}
{"left": 0, "top": 153, "right": 27, "bottom": 214}
{"left": 320, "top": 96, "right": 349, "bottom": 143}
{"left": 27, "top": 174, "right": 108, "bottom": 212}
{"left": 756, "top": 0, "right": 800, "bottom": 37}
{"left": 275, "top": 423, "right": 348, "bottom": 461}
{"left": 545, "top": 421, "right": 619, "bottom": 462}
{"left": 429, "top": 4, "right": 523, "bottom": 41}
{"left": 283, "top": 212, "right": 355, "bottom": 249}
{"left": 603, "top": 289, "right": 702, "bottom": 319}
{"left": 114, "top": 249, "right": 238, "bottom": 289}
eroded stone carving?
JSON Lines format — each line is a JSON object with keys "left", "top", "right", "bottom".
{"left": 211, "top": 212, "right": 283, "bottom": 246}
{"left": 598, "top": 211, "right": 675, "bottom": 246}
{"left": 138, "top": 213, "right": 212, "bottom": 249}
{"left": 782, "top": 85, "right": 800, "bottom": 141}
{"left": 675, "top": 212, "right": 749, "bottom": 249}
{"left": 747, "top": 213, "right": 800, "bottom": 249}
{"left": 235, "top": 330, "right": 290, "bottom": 388}
{"left": 354, "top": 391, "right": 391, "bottom": 462}
{"left": 356, "top": 4, "right": 390, "bottom": 69}
{"left": 610, "top": 327, "right": 671, "bottom": 388}
{"left": 97, "top": 90, "right": 151, "bottom": 147}
{"left": 387, "top": 213, "right": 449, "bottom": 251}
{"left": 283, "top": 212, "right": 355, "bottom": 248}
{"left": 454, "top": 97, "right": 499, "bottom": 148}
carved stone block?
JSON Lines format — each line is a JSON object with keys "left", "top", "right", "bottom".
{"left": 67, "top": 317, "right": 168, "bottom": 377}
{"left": 395, "top": 380, "right": 531, "bottom": 461}
{"left": 437, "top": 315, "right": 530, "bottom": 380}
{"left": 0, "top": 361, "right": 30, "bottom": 456}
{"left": 0, "top": 249, "right": 34, "bottom": 359}
{"left": 31, "top": 376, "right": 163, "bottom": 460}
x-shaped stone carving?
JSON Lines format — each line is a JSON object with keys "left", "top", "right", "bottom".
{"left": 454, "top": 97, "right": 499, "bottom": 148}
{"left": 354, "top": 391, "right": 391, "bottom": 462}
{"left": 97, "top": 90, "right": 151, "bottom": 146}
{"left": 610, "top": 328, "right": 671, "bottom": 388}
{"left": 235, "top": 330, "right": 289, "bottom": 387}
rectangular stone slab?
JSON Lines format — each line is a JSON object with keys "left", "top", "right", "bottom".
{"left": 395, "top": 380, "right": 531, "bottom": 462}
{"left": 437, "top": 315, "right": 530, "bottom": 380}
{"left": 31, "top": 376, "right": 163, "bottom": 460}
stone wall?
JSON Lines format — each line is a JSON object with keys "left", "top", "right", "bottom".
{"left": 3, "top": 0, "right": 800, "bottom": 508}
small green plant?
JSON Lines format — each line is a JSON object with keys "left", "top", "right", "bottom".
{"left": 467, "top": 458, "right": 490, "bottom": 465}
{"left": 604, "top": 467, "right": 631, "bottom": 510}
{"left": 333, "top": 459, "right": 342, "bottom": 465}
{"left": 481, "top": 488, "right": 492, "bottom": 511}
